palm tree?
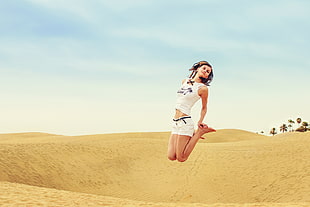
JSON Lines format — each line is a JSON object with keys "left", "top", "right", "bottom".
{"left": 280, "top": 124, "right": 288, "bottom": 133}
{"left": 288, "top": 124, "right": 293, "bottom": 132}
{"left": 270, "top": 128, "right": 277, "bottom": 136}
{"left": 302, "top": 122, "right": 309, "bottom": 132}
{"left": 288, "top": 119, "right": 295, "bottom": 131}
{"left": 296, "top": 118, "right": 302, "bottom": 127}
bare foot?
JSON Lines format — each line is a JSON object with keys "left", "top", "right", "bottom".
{"left": 198, "top": 126, "right": 216, "bottom": 139}
{"left": 202, "top": 127, "right": 216, "bottom": 133}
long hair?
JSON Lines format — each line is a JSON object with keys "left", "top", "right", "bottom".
{"left": 188, "top": 61, "right": 214, "bottom": 86}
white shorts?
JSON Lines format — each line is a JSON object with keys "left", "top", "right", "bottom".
{"left": 171, "top": 116, "right": 195, "bottom": 137}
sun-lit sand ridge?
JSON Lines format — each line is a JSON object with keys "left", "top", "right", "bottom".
{"left": 0, "top": 129, "right": 309, "bottom": 207}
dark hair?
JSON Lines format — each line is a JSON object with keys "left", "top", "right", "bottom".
{"left": 188, "top": 61, "right": 214, "bottom": 86}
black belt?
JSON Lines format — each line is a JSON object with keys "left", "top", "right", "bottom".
{"left": 173, "top": 116, "right": 191, "bottom": 124}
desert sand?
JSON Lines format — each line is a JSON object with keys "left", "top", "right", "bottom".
{"left": 0, "top": 129, "right": 309, "bottom": 207}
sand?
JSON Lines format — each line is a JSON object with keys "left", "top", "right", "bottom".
{"left": 0, "top": 129, "right": 309, "bottom": 206}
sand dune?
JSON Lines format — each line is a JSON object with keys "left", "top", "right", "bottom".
{"left": 201, "top": 129, "right": 267, "bottom": 143}
{"left": 1, "top": 182, "right": 309, "bottom": 207}
{"left": 0, "top": 129, "right": 309, "bottom": 206}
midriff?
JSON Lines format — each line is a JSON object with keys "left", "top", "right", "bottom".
{"left": 174, "top": 109, "right": 189, "bottom": 119}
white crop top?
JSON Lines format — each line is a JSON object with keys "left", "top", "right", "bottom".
{"left": 175, "top": 79, "right": 206, "bottom": 115}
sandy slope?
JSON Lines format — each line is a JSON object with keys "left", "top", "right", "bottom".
{"left": 201, "top": 129, "right": 267, "bottom": 143}
{"left": 0, "top": 129, "right": 309, "bottom": 206}
{"left": 1, "top": 182, "right": 309, "bottom": 207}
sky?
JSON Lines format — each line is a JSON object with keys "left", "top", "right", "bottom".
{"left": 0, "top": 0, "right": 309, "bottom": 135}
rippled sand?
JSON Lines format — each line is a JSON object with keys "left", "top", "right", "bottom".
{"left": 0, "top": 130, "right": 309, "bottom": 206}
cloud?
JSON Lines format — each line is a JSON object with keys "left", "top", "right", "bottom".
{"left": 1, "top": 0, "right": 309, "bottom": 134}
{"left": 2, "top": 0, "right": 309, "bottom": 77}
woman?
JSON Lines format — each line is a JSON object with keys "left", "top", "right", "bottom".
{"left": 167, "top": 61, "right": 216, "bottom": 162}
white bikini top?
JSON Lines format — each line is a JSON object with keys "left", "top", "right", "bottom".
{"left": 175, "top": 79, "right": 206, "bottom": 115}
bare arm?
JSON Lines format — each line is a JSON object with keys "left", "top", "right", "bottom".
{"left": 198, "top": 86, "right": 209, "bottom": 128}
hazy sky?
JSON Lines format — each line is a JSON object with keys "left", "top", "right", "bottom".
{"left": 1, "top": 0, "right": 309, "bottom": 135}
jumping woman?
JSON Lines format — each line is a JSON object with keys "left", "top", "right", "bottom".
{"left": 167, "top": 61, "right": 216, "bottom": 162}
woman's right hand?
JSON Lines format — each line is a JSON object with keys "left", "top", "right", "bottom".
{"left": 198, "top": 122, "right": 208, "bottom": 129}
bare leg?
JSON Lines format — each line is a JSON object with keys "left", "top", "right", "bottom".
{"left": 176, "top": 126, "right": 215, "bottom": 162}
{"left": 167, "top": 133, "right": 178, "bottom": 161}
{"left": 176, "top": 135, "right": 191, "bottom": 162}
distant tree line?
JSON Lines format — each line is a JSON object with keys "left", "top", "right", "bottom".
{"left": 269, "top": 118, "right": 309, "bottom": 136}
